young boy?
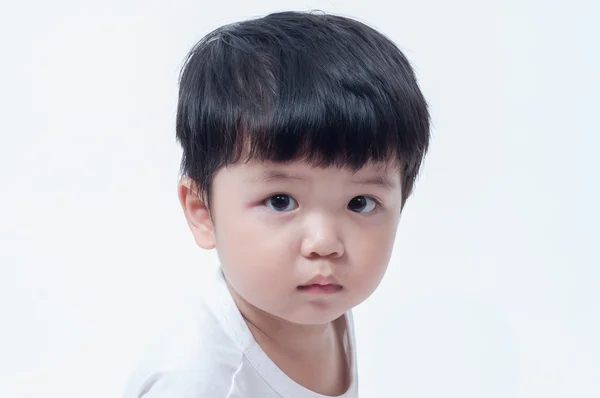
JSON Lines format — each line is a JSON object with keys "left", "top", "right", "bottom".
{"left": 124, "top": 10, "right": 429, "bottom": 398}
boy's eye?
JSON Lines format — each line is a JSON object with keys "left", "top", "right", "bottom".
{"left": 348, "top": 196, "right": 377, "bottom": 213}
{"left": 265, "top": 194, "right": 298, "bottom": 212}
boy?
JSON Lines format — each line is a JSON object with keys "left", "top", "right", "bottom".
{"left": 124, "top": 10, "right": 429, "bottom": 398}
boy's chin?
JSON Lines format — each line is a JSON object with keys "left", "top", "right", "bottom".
{"left": 282, "top": 308, "right": 349, "bottom": 326}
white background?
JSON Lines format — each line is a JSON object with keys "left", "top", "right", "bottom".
{"left": 1, "top": 1, "right": 598, "bottom": 397}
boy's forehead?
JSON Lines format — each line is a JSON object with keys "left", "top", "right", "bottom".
{"left": 231, "top": 159, "right": 401, "bottom": 187}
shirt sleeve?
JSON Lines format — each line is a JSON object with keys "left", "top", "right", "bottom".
{"left": 124, "top": 368, "right": 232, "bottom": 398}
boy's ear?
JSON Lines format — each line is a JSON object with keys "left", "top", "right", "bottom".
{"left": 178, "top": 178, "right": 216, "bottom": 250}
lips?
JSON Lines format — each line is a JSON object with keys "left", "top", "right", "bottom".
{"left": 301, "top": 274, "right": 340, "bottom": 286}
{"left": 297, "top": 284, "right": 343, "bottom": 294}
{"left": 297, "top": 274, "right": 343, "bottom": 294}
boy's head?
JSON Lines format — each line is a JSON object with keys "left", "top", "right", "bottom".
{"left": 177, "top": 11, "right": 430, "bottom": 325}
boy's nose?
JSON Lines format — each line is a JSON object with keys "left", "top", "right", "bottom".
{"left": 300, "top": 215, "right": 344, "bottom": 259}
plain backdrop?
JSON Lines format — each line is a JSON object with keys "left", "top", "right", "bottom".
{"left": 1, "top": 0, "right": 598, "bottom": 397}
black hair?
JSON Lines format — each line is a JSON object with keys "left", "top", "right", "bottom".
{"left": 176, "top": 11, "right": 430, "bottom": 208}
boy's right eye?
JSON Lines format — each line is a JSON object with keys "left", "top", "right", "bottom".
{"left": 265, "top": 194, "right": 298, "bottom": 212}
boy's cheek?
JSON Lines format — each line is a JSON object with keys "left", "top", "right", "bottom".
{"left": 216, "top": 219, "right": 289, "bottom": 264}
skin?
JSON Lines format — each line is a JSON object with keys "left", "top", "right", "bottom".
{"left": 178, "top": 159, "right": 405, "bottom": 395}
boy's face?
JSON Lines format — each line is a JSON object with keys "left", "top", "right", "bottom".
{"left": 180, "top": 160, "right": 404, "bottom": 325}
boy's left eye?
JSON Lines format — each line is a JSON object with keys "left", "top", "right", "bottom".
{"left": 347, "top": 196, "right": 378, "bottom": 213}
{"left": 265, "top": 194, "right": 298, "bottom": 212}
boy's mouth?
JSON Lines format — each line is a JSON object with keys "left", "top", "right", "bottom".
{"left": 297, "top": 274, "right": 343, "bottom": 294}
{"left": 297, "top": 284, "right": 343, "bottom": 294}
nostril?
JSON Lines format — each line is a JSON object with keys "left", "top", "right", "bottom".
{"left": 307, "top": 250, "right": 342, "bottom": 259}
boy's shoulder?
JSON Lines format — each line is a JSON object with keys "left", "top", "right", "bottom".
{"left": 122, "top": 282, "right": 244, "bottom": 397}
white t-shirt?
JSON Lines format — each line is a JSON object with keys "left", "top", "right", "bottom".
{"left": 123, "top": 268, "right": 359, "bottom": 398}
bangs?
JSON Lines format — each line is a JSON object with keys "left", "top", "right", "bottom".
{"left": 233, "top": 56, "right": 402, "bottom": 170}
{"left": 225, "top": 38, "right": 404, "bottom": 170}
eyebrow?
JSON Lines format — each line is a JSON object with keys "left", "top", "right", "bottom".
{"left": 257, "top": 170, "right": 306, "bottom": 183}
{"left": 255, "top": 170, "right": 396, "bottom": 190}
{"left": 350, "top": 175, "right": 397, "bottom": 190}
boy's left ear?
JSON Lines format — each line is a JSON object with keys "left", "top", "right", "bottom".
{"left": 178, "top": 178, "right": 216, "bottom": 250}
